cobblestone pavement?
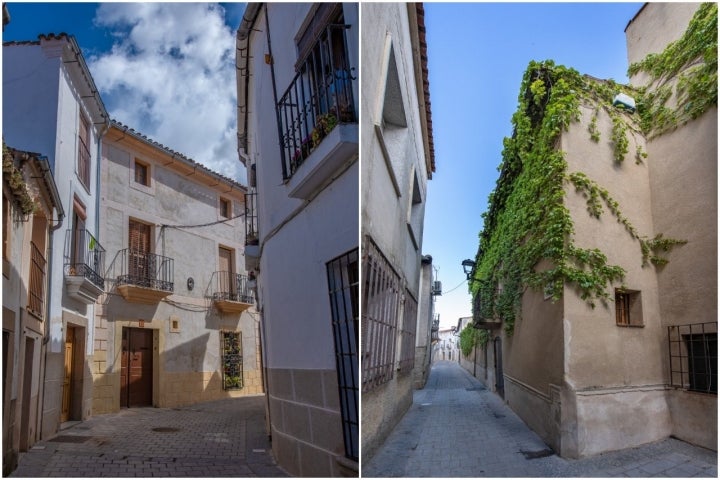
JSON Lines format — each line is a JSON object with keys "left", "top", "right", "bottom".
{"left": 10, "top": 395, "right": 287, "bottom": 477}
{"left": 362, "top": 361, "right": 717, "bottom": 478}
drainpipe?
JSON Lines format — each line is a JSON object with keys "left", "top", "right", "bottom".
{"left": 36, "top": 154, "right": 65, "bottom": 441}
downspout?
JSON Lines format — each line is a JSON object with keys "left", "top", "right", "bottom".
{"left": 236, "top": 2, "right": 272, "bottom": 441}
{"left": 37, "top": 155, "right": 65, "bottom": 441}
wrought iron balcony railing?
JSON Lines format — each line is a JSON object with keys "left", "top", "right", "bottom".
{"left": 245, "top": 192, "right": 258, "bottom": 246}
{"left": 115, "top": 248, "right": 174, "bottom": 292}
{"left": 28, "top": 242, "right": 47, "bottom": 319}
{"left": 277, "top": 23, "right": 356, "bottom": 180}
{"left": 209, "top": 271, "right": 254, "bottom": 304}
{"left": 64, "top": 229, "right": 106, "bottom": 290}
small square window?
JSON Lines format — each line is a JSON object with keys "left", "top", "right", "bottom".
{"left": 134, "top": 159, "right": 150, "bottom": 186}
{"left": 615, "top": 289, "right": 643, "bottom": 327}
{"left": 219, "top": 197, "right": 231, "bottom": 219}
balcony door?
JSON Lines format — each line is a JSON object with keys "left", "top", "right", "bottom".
{"left": 219, "top": 246, "right": 235, "bottom": 299}
{"left": 129, "top": 220, "right": 152, "bottom": 284}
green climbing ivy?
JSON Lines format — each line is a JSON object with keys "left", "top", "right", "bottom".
{"left": 629, "top": 2, "right": 718, "bottom": 137}
{"left": 459, "top": 325, "right": 490, "bottom": 358}
{"left": 2, "top": 142, "right": 37, "bottom": 217}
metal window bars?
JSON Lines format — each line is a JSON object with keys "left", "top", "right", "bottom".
{"left": 64, "top": 228, "right": 106, "bottom": 289}
{"left": 276, "top": 23, "right": 356, "bottom": 180}
{"left": 210, "top": 271, "right": 255, "bottom": 304}
{"left": 326, "top": 249, "right": 359, "bottom": 461}
{"left": 244, "top": 192, "right": 258, "bottom": 246}
{"left": 115, "top": 248, "right": 174, "bottom": 292}
{"left": 361, "top": 238, "right": 401, "bottom": 392}
{"left": 398, "top": 291, "right": 418, "bottom": 374}
{"left": 668, "top": 322, "right": 717, "bottom": 394}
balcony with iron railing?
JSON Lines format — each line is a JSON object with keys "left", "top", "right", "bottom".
{"left": 208, "top": 271, "right": 254, "bottom": 314}
{"left": 64, "top": 229, "right": 106, "bottom": 304}
{"left": 277, "top": 23, "right": 357, "bottom": 199}
{"left": 245, "top": 192, "right": 258, "bottom": 246}
{"left": 28, "top": 242, "right": 47, "bottom": 319}
{"left": 472, "top": 286, "right": 502, "bottom": 329}
{"left": 111, "top": 248, "right": 174, "bottom": 304}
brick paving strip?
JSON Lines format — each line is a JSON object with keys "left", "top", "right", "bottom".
{"left": 362, "top": 361, "right": 717, "bottom": 478}
{"left": 11, "top": 395, "right": 287, "bottom": 477}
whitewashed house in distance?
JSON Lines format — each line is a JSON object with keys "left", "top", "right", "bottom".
{"left": 93, "top": 121, "right": 262, "bottom": 413}
{"left": 236, "top": 3, "right": 359, "bottom": 476}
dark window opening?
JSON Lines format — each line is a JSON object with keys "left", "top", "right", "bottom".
{"left": 327, "top": 248, "right": 359, "bottom": 461}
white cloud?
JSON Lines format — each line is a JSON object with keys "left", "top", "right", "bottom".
{"left": 88, "top": 3, "right": 245, "bottom": 183}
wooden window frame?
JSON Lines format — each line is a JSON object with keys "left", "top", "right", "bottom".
{"left": 77, "top": 114, "right": 91, "bottom": 190}
{"left": 134, "top": 158, "right": 151, "bottom": 187}
{"left": 219, "top": 197, "right": 232, "bottom": 219}
{"left": 615, "top": 289, "right": 644, "bottom": 327}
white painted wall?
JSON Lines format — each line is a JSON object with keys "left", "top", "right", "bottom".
{"left": 244, "top": 3, "right": 359, "bottom": 370}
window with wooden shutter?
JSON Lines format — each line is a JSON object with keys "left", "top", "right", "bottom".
{"left": 78, "top": 115, "right": 91, "bottom": 188}
{"left": 128, "top": 220, "right": 152, "bottom": 282}
{"left": 615, "top": 289, "right": 643, "bottom": 327}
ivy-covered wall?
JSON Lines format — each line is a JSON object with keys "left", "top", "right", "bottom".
{"left": 470, "top": 2, "right": 716, "bottom": 335}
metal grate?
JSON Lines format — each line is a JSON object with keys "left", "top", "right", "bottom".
{"left": 398, "top": 290, "right": 418, "bottom": 374}
{"left": 221, "top": 331, "right": 243, "bottom": 390}
{"left": 361, "top": 238, "right": 401, "bottom": 393}
{"left": 326, "top": 248, "right": 359, "bottom": 461}
{"left": 277, "top": 19, "right": 356, "bottom": 180}
{"left": 668, "top": 322, "right": 717, "bottom": 394}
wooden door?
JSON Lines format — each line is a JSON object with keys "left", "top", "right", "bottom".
{"left": 128, "top": 220, "right": 152, "bottom": 282}
{"left": 121, "top": 328, "right": 153, "bottom": 407}
{"left": 218, "top": 247, "right": 234, "bottom": 296}
{"left": 61, "top": 327, "right": 74, "bottom": 422}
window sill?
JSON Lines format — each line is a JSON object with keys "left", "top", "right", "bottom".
{"left": 616, "top": 323, "right": 645, "bottom": 328}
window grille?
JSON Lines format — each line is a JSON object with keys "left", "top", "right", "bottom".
{"left": 326, "top": 248, "right": 358, "bottom": 461}
{"left": 277, "top": 6, "right": 355, "bottom": 180}
{"left": 398, "top": 290, "right": 418, "bottom": 374}
{"left": 361, "top": 237, "right": 400, "bottom": 392}
{"left": 668, "top": 322, "right": 717, "bottom": 394}
{"left": 221, "top": 331, "right": 243, "bottom": 390}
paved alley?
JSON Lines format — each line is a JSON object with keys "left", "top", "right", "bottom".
{"left": 10, "top": 395, "right": 286, "bottom": 477}
{"left": 362, "top": 361, "right": 717, "bottom": 477}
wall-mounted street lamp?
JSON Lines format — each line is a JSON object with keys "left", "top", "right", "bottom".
{"left": 461, "top": 259, "right": 476, "bottom": 280}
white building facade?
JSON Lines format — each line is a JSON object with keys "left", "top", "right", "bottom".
{"left": 3, "top": 33, "right": 109, "bottom": 438}
{"left": 360, "top": 2, "right": 436, "bottom": 462}
{"left": 236, "top": 3, "right": 359, "bottom": 476}
{"left": 93, "top": 122, "right": 261, "bottom": 413}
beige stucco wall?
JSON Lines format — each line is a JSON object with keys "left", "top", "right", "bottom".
{"left": 625, "top": 2, "right": 717, "bottom": 452}
{"left": 558, "top": 105, "right": 671, "bottom": 457}
{"left": 625, "top": 3, "right": 702, "bottom": 80}
{"left": 504, "top": 286, "right": 564, "bottom": 450}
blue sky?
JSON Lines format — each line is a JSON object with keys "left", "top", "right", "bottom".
{"left": 3, "top": 2, "right": 247, "bottom": 182}
{"left": 422, "top": 2, "right": 643, "bottom": 327}
{"left": 3, "top": 2, "right": 645, "bottom": 327}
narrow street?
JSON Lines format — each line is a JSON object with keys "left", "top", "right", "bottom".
{"left": 362, "top": 361, "right": 717, "bottom": 478}
{"left": 9, "top": 396, "right": 286, "bottom": 477}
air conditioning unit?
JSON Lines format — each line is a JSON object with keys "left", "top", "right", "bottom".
{"left": 432, "top": 281, "right": 442, "bottom": 296}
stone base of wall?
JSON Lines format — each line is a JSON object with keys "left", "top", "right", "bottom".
{"left": 563, "top": 385, "right": 671, "bottom": 458}
{"left": 361, "top": 372, "right": 414, "bottom": 462}
{"left": 266, "top": 367, "right": 348, "bottom": 477}
{"left": 667, "top": 388, "right": 717, "bottom": 451}
{"left": 504, "top": 375, "right": 559, "bottom": 452}
{"left": 92, "top": 369, "right": 264, "bottom": 413}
